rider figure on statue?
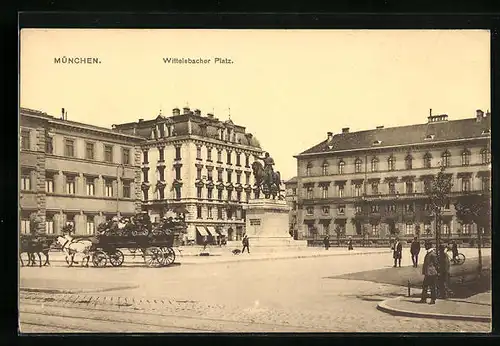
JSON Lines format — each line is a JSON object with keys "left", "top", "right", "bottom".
{"left": 257, "top": 152, "right": 275, "bottom": 187}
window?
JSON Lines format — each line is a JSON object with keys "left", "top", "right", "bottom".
{"left": 45, "top": 215, "right": 54, "bottom": 234}
{"left": 197, "top": 206, "right": 202, "bottom": 219}
{"left": 245, "top": 154, "right": 250, "bottom": 167}
{"left": 196, "top": 146, "right": 202, "bottom": 159}
{"left": 217, "top": 207, "right": 223, "bottom": 219}
{"left": 424, "top": 180, "right": 432, "bottom": 193}
{"left": 462, "top": 223, "right": 471, "bottom": 235}
{"left": 480, "top": 149, "right": 490, "bottom": 164}
{"left": 227, "top": 171, "right": 232, "bottom": 183}
{"left": 387, "top": 204, "right": 396, "bottom": 212}
{"left": 207, "top": 170, "right": 213, "bottom": 181}
{"left": 227, "top": 190, "right": 232, "bottom": 201}
{"left": 20, "top": 218, "right": 30, "bottom": 234}
{"left": 321, "top": 186, "right": 328, "bottom": 198}
{"left": 175, "top": 166, "right": 181, "bottom": 180}
{"left": 405, "top": 223, "right": 414, "bottom": 235}
{"left": 371, "top": 182, "right": 378, "bottom": 195}
{"left": 208, "top": 188, "right": 213, "bottom": 200}
{"left": 245, "top": 172, "right": 251, "bottom": 185}
{"left": 306, "top": 207, "right": 314, "bottom": 215}
{"left": 306, "top": 187, "right": 313, "bottom": 199}
{"left": 45, "top": 136, "right": 53, "bottom": 154}
{"left": 236, "top": 173, "right": 241, "bottom": 184}
{"left": 372, "top": 224, "right": 379, "bottom": 236}
{"left": 405, "top": 155, "right": 413, "bottom": 170}
{"left": 354, "top": 158, "right": 362, "bottom": 173}
{"left": 226, "top": 150, "right": 232, "bottom": 164}
{"left": 246, "top": 191, "right": 251, "bottom": 202}
{"left": 175, "top": 147, "right": 182, "bottom": 160}
{"left": 207, "top": 207, "right": 213, "bottom": 219}
{"left": 207, "top": 147, "right": 212, "bottom": 161}
{"left": 354, "top": 184, "right": 362, "bottom": 197}
{"left": 66, "top": 176, "right": 76, "bottom": 194}
{"left": 423, "top": 153, "right": 432, "bottom": 168}
{"left": 461, "top": 178, "right": 471, "bottom": 192}
{"left": 424, "top": 223, "right": 432, "bottom": 233}
{"left": 441, "top": 151, "right": 450, "bottom": 167}
{"left": 424, "top": 203, "right": 432, "bottom": 211}
{"left": 104, "top": 180, "right": 113, "bottom": 197}
{"left": 236, "top": 153, "right": 241, "bottom": 166}
{"left": 45, "top": 175, "right": 54, "bottom": 193}
{"left": 338, "top": 185, "right": 344, "bottom": 198}
{"left": 197, "top": 167, "right": 202, "bottom": 180}
{"left": 197, "top": 187, "right": 202, "bottom": 199}
{"left": 21, "top": 130, "right": 30, "bottom": 150}
{"left": 355, "top": 205, "right": 362, "bottom": 214}
{"left": 237, "top": 191, "right": 242, "bottom": 201}
{"left": 123, "top": 181, "right": 131, "bottom": 198}
{"left": 104, "top": 145, "right": 113, "bottom": 163}
{"left": 217, "top": 150, "right": 222, "bottom": 163}
{"left": 322, "top": 206, "right": 330, "bottom": 214}
{"left": 338, "top": 161, "right": 345, "bottom": 174}
{"left": 143, "top": 150, "right": 149, "bottom": 164}
{"left": 443, "top": 223, "right": 450, "bottom": 236}
{"left": 122, "top": 148, "right": 130, "bottom": 165}
{"left": 21, "top": 171, "right": 31, "bottom": 190}
{"left": 86, "top": 219, "right": 95, "bottom": 235}
{"left": 86, "top": 177, "right": 95, "bottom": 196}
{"left": 338, "top": 205, "right": 346, "bottom": 215}
{"left": 388, "top": 182, "right": 396, "bottom": 195}
{"left": 217, "top": 170, "right": 223, "bottom": 182}
{"left": 306, "top": 163, "right": 312, "bottom": 177}
{"left": 292, "top": 188, "right": 297, "bottom": 195}
{"left": 65, "top": 139, "right": 75, "bottom": 157}
{"left": 461, "top": 150, "right": 470, "bottom": 166}
{"left": 388, "top": 156, "right": 396, "bottom": 171}
{"left": 218, "top": 189, "right": 223, "bottom": 201}
{"left": 371, "top": 205, "right": 379, "bottom": 213}
{"left": 404, "top": 204, "right": 414, "bottom": 212}
{"left": 444, "top": 199, "right": 450, "bottom": 210}
{"left": 481, "top": 177, "right": 490, "bottom": 192}
{"left": 322, "top": 162, "right": 328, "bottom": 175}
{"left": 405, "top": 181, "right": 413, "bottom": 194}
{"left": 86, "top": 142, "right": 94, "bottom": 160}
{"left": 371, "top": 158, "right": 379, "bottom": 172}
{"left": 175, "top": 186, "right": 181, "bottom": 200}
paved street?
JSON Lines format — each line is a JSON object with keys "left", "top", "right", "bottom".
{"left": 19, "top": 248, "right": 490, "bottom": 333}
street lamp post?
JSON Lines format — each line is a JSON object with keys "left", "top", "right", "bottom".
{"left": 116, "top": 164, "right": 125, "bottom": 216}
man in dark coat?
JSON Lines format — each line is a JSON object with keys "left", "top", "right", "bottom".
{"left": 420, "top": 241, "right": 438, "bottom": 304}
{"left": 323, "top": 235, "right": 330, "bottom": 250}
{"left": 437, "top": 244, "right": 451, "bottom": 299}
{"left": 241, "top": 234, "right": 250, "bottom": 254}
{"left": 451, "top": 240, "right": 459, "bottom": 262}
{"left": 392, "top": 237, "right": 403, "bottom": 267}
{"left": 410, "top": 236, "right": 421, "bottom": 268}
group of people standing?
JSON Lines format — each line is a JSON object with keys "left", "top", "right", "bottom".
{"left": 322, "top": 235, "right": 354, "bottom": 251}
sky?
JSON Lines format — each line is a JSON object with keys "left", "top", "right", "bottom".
{"left": 20, "top": 29, "right": 490, "bottom": 181}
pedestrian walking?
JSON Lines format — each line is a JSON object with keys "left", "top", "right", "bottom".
{"left": 347, "top": 236, "right": 354, "bottom": 251}
{"left": 420, "top": 241, "right": 438, "bottom": 305}
{"left": 451, "top": 240, "right": 459, "bottom": 263}
{"left": 410, "top": 236, "right": 421, "bottom": 268}
{"left": 437, "top": 244, "right": 451, "bottom": 299}
{"left": 323, "top": 235, "right": 330, "bottom": 250}
{"left": 392, "top": 237, "right": 403, "bottom": 267}
{"left": 241, "top": 234, "right": 250, "bottom": 254}
{"left": 202, "top": 236, "right": 208, "bottom": 251}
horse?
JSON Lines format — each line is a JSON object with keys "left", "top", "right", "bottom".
{"left": 251, "top": 161, "right": 282, "bottom": 199}
{"left": 55, "top": 234, "right": 93, "bottom": 267}
{"left": 19, "top": 235, "right": 53, "bottom": 267}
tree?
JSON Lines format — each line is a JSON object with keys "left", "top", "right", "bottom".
{"left": 361, "top": 225, "right": 370, "bottom": 247}
{"left": 454, "top": 193, "right": 491, "bottom": 274}
{"left": 333, "top": 224, "right": 345, "bottom": 247}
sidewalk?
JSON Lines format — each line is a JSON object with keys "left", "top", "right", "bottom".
{"left": 377, "top": 291, "right": 491, "bottom": 323}
{"left": 20, "top": 277, "right": 139, "bottom": 294}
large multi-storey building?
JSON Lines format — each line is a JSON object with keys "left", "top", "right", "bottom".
{"left": 284, "top": 177, "right": 299, "bottom": 239}
{"left": 114, "top": 107, "right": 263, "bottom": 243}
{"left": 293, "top": 110, "right": 491, "bottom": 241}
{"left": 20, "top": 108, "right": 143, "bottom": 235}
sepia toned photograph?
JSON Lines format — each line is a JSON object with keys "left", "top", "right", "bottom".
{"left": 19, "top": 28, "right": 491, "bottom": 333}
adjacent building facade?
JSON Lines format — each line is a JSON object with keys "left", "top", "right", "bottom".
{"left": 114, "top": 107, "right": 263, "bottom": 243}
{"left": 284, "top": 177, "right": 299, "bottom": 239}
{"left": 293, "top": 110, "right": 491, "bottom": 241}
{"left": 20, "top": 108, "right": 143, "bottom": 235}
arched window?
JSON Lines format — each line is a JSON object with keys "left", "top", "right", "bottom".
{"left": 371, "top": 157, "right": 379, "bottom": 172}
{"left": 423, "top": 152, "right": 432, "bottom": 169}
{"left": 306, "top": 162, "right": 313, "bottom": 177}
{"left": 441, "top": 150, "right": 451, "bottom": 167}
{"left": 461, "top": 149, "right": 471, "bottom": 166}
{"left": 480, "top": 148, "right": 491, "bottom": 164}
{"left": 354, "top": 158, "right": 362, "bottom": 173}
{"left": 338, "top": 160, "right": 345, "bottom": 174}
{"left": 405, "top": 154, "right": 413, "bottom": 170}
{"left": 322, "top": 161, "right": 329, "bottom": 175}
{"left": 388, "top": 155, "right": 396, "bottom": 171}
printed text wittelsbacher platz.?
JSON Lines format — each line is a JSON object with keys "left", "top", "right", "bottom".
{"left": 163, "top": 57, "right": 234, "bottom": 64}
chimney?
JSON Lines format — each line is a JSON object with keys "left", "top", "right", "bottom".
{"left": 183, "top": 107, "right": 190, "bottom": 115}
{"left": 342, "top": 127, "right": 349, "bottom": 134}
{"left": 194, "top": 109, "right": 201, "bottom": 116}
{"left": 61, "top": 108, "right": 65, "bottom": 119}
{"left": 172, "top": 108, "right": 180, "bottom": 116}
{"left": 376, "top": 125, "right": 384, "bottom": 129}
{"left": 207, "top": 113, "right": 214, "bottom": 119}
{"left": 476, "top": 109, "right": 484, "bottom": 122}
{"left": 327, "top": 132, "right": 333, "bottom": 141}
{"left": 138, "top": 118, "right": 144, "bottom": 123}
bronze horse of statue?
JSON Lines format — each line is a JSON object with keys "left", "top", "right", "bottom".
{"left": 251, "top": 161, "right": 283, "bottom": 199}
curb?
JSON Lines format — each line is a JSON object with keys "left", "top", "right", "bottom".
{"left": 377, "top": 296, "right": 491, "bottom": 323}
{"left": 20, "top": 284, "right": 140, "bottom": 295}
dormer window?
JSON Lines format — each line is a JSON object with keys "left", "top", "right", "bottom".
{"left": 322, "top": 161, "right": 328, "bottom": 175}
{"left": 354, "top": 158, "right": 362, "bottom": 173}
{"left": 461, "top": 149, "right": 471, "bottom": 166}
{"left": 425, "top": 134, "right": 435, "bottom": 140}
{"left": 372, "top": 140, "right": 382, "bottom": 146}
{"left": 338, "top": 160, "right": 345, "bottom": 174}
{"left": 306, "top": 162, "right": 313, "bottom": 177}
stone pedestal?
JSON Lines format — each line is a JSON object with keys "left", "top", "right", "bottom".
{"left": 242, "top": 198, "right": 307, "bottom": 252}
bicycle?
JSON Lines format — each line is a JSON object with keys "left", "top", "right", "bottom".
{"left": 446, "top": 249, "right": 465, "bottom": 265}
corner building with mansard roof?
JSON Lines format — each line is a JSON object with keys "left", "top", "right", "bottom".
{"left": 20, "top": 108, "right": 143, "bottom": 236}
{"left": 293, "top": 110, "right": 491, "bottom": 242}
{"left": 114, "top": 107, "right": 263, "bottom": 244}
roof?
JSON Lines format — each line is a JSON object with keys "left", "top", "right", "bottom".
{"left": 298, "top": 116, "right": 491, "bottom": 157}
{"left": 285, "top": 176, "right": 298, "bottom": 185}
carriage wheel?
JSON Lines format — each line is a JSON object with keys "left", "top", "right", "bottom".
{"left": 143, "top": 247, "right": 162, "bottom": 267}
{"left": 108, "top": 249, "right": 124, "bottom": 267}
{"left": 159, "top": 247, "right": 176, "bottom": 266}
{"left": 92, "top": 251, "right": 108, "bottom": 267}
{"left": 456, "top": 253, "right": 466, "bottom": 265}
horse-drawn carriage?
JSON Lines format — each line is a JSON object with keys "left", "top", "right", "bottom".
{"left": 19, "top": 233, "right": 56, "bottom": 267}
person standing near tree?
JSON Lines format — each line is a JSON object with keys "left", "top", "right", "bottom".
{"left": 392, "top": 237, "right": 403, "bottom": 267}
{"left": 420, "top": 240, "right": 438, "bottom": 304}
{"left": 410, "top": 236, "right": 421, "bottom": 268}
{"left": 437, "top": 244, "right": 451, "bottom": 299}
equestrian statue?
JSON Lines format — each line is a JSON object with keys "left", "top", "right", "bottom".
{"left": 251, "top": 152, "right": 284, "bottom": 200}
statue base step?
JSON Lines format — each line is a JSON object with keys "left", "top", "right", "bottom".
{"left": 227, "top": 237, "right": 308, "bottom": 253}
